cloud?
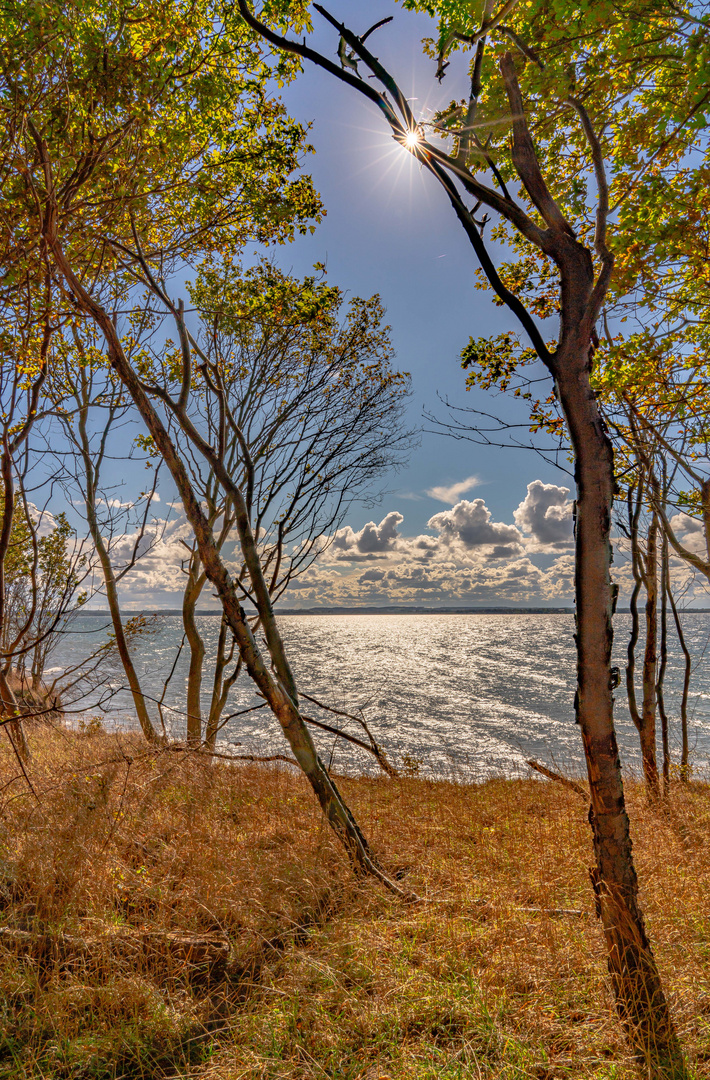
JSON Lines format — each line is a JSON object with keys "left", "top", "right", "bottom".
{"left": 665, "top": 512, "right": 707, "bottom": 559}
{"left": 335, "top": 553, "right": 388, "bottom": 562}
{"left": 288, "top": 552, "right": 576, "bottom": 606}
{"left": 426, "top": 475, "right": 481, "bottom": 504}
{"left": 428, "top": 499, "right": 522, "bottom": 551}
{"left": 514, "top": 481, "right": 574, "bottom": 550}
{"left": 26, "top": 504, "right": 57, "bottom": 539}
{"left": 358, "top": 568, "right": 386, "bottom": 583}
{"left": 86, "top": 478, "right": 707, "bottom": 610}
{"left": 332, "top": 511, "right": 403, "bottom": 557}
{"left": 669, "top": 512, "right": 704, "bottom": 536}
{"left": 488, "top": 545, "right": 520, "bottom": 559}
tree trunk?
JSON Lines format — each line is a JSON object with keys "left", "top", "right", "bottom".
{"left": 0, "top": 669, "right": 31, "bottom": 762}
{"left": 51, "top": 244, "right": 407, "bottom": 896}
{"left": 182, "top": 554, "right": 206, "bottom": 746}
{"left": 0, "top": 454, "right": 31, "bottom": 762}
{"left": 667, "top": 565, "right": 691, "bottom": 782}
{"left": 72, "top": 377, "right": 160, "bottom": 746}
{"left": 657, "top": 530, "right": 670, "bottom": 797}
{"left": 87, "top": 492, "right": 160, "bottom": 745}
{"left": 205, "top": 617, "right": 241, "bottom": 753}
{"left": 626, "top": 479, "right": 644, "bottom": 734}
{"left": 555, "top": 327, "right": 686, "bottom": 1076}
{"left": 701, "top": 478, "right": 710, "bottom": 564}
{"left": 641, "top": 513, "right": 660, "bottom": 799}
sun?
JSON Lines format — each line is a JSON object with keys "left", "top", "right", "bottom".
{"left": 403, "top": 128, "right": 421, "bottom": 150}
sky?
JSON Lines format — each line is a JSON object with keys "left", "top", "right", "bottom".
{"left": 59, "top": 1, "right": 706, "bottom": 610}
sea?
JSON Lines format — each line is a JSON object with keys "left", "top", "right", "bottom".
{"left": 45, "top": 612, "right": 710, "bottom": 780}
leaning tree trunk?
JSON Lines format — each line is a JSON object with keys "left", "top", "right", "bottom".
{"left": 51, "top": 239, "right": 407, "bottom": 897}
{"left": 93, "top": 527, "right": 161, "bottom": 745}
{"left": 555, "top": 324, "right": 686, "bottom": 1076}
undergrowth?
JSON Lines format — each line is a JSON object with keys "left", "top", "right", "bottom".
{"left": 0, "top": 726, "right": 708, "bottom": 1078}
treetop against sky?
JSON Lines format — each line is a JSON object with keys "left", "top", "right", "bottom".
{"left": 4, "top": 0, "right": 710, "bottom": 608}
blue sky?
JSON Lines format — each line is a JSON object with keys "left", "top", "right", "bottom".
{"left": 261, "top": 0, "right": 565, "bottom": 536}
{"left": 58, "top": 2, "right": 706, "bottom": 609}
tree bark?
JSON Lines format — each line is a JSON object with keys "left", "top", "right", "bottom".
{"left": 555, "top": 311, "right": 686, "bottom": 1074}
{"left": 205, "top": 616, "right": 241, "bottom": 753}
{"left": 641, "top": 512, "right": 661, "bottom": 799}
{"left": 626, "top": 479, "right": 644, "bottom": 735}
{"left": 701, "top": 478, "right": 710, "bottom": 564}
{"left": 0, "top": 453, "right": 30, "bottom": 761}
{"left": 182, "top": 554, "right": 206, "bottom": 746}
{"left": 94, "top": 527, "right": 160, "bottom": 744}
{"left": 657, "top": 530, "right": 670, "bottom": 796}
{"left": 51, "top": 240, "right": 407, "bottom": 897}
{"left": 667, "top": 565, "right": 691, "bottom": 782}
{"left": 0, "top": 668, "right": 31, "bottom": 761}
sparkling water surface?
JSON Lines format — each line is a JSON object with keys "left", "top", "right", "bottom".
{"left": 48, "top": 613, "right": 710, "bottom": 779}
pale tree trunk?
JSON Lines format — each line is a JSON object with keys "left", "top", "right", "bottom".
{"left": 625, "top": 481, "right": 660, "bottom": 798}
{"left": 0, "top": 453, "right": 30, "bottom": 761}
{"left": 701, "top": 478, "right": 710, "bottom": 563}
{"left": 95, "top": 532, "right": 160, "bottom": 744}
{"left": 183, "top": 500, "right": 238, "bottom": 749}
{"left": 626, "top": 479, "right": 644, "bottom": 733}
{"left": 0, "top": 668, "right": 30, "bottom": 762}
{"left": 205, "top": 616, "right": 242, "bottom": 753}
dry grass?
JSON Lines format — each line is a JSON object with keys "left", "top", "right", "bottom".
{"left": 0, "top": 725, "right": 709, "bottom": 1079}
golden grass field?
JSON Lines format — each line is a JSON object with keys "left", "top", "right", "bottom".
{"left": 1, "top": 725, "right": 709, "bottom": 1079}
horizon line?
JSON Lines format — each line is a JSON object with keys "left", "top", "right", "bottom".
{"left": 69, "top": 604, "right": 710, "bottom": 616}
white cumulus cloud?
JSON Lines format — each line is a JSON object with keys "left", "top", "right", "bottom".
{"left": 332, "top": 511, "right": 403, "bottom": 558}
{"left": 428, "top": 499, "right": 523, "bottom": 552}
{"left": 514, "top": 480, "right": 574, "bottom": 550}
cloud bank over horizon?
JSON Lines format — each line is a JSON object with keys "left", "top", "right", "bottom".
{"left": 79, "top": 478, "right": 706, "bottom": 610}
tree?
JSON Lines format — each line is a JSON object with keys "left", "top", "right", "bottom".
{"left": 50, "top": 339, "right": 165, "bottom": 744}
{"left": 144, "top": 258, "right": 410, "bottom": 749}
{"left": 595, "top": 332, "right": 710, "bottom": 791}
{"left": 0, "top": 493, "right": 82, "bottom": 685}
{"left": 1, "top": 0, "right": 410, "bottom": 894}
{"left": 235, "top": 0, "right": 710, "bottom": 1071}
{"left": 0, "top": 289, "right": 65, "bottom": 759}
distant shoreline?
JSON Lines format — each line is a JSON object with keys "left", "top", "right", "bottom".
{"left": 70, "top": 605, "right": 710, "bottom": 617}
